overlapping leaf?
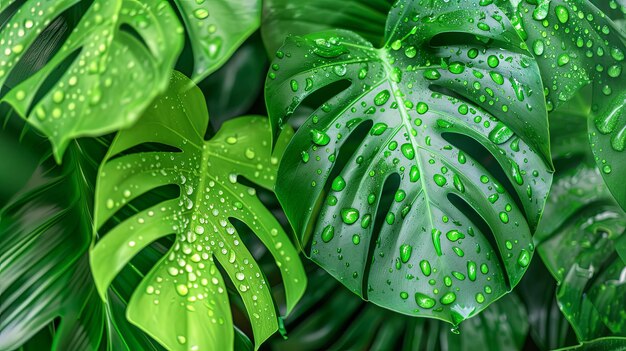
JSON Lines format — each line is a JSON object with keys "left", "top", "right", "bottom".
{"left": 261, "top": 0, "right": 393, "bottom": 55}
{"left": 506, "top": 0, "right": 626, "bottom": 209}
{"left": 0, "top": 0, "right": 261, "bottom": 161}
{"left": 91, "top": 72, "right": 306, "bottom": 351}
{"left": 266, "top": 0, "right": 552, "bottom": 324}
{"left": 536, "top": 101, "right": 626, "bottom": 341}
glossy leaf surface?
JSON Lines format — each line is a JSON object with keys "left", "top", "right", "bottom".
{"left": 91, "top": 72, "right": 306, "bottom": 351}
{"left": 0, "top": 0, "right": 261, "bottom": 161}
{"left": 266, "top": 0, "right": 552, "bottom": 324}
{"left": 511, "top": 0, "right": 626, "bottom": 209}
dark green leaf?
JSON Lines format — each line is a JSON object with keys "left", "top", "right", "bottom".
{"left": 261, "top": 0, "right": 392, "bottom": 55}
{"left": 511, "top": 0, "right": 626, "bottom": 209}
{"left": 270, "top": 269, "right": 528, "bottom": 351}
{"left": 536, "top": 103, "right": 626, "bottom": 341}
{"left": 266, "top": 0, "right": 552, "bottom": 324}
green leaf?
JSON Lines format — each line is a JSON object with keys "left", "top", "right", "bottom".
{"left": 0, "top": 0, "right": 183, "bottom": 161}
{"left": 0, "top": 134, "right": 100, "bottom": 350}
{"left": 176, "top": 0, "right": 262, "bottom": 81}
{"left": 91, "top": 72, "right": 307, "bottom": 351}
{"left": 261, "top": 0, "right": 393, "bottom": 55}
{"left": 0, "top": 0, "right": 262, "bottom": 161}
{"left": 554, "top": 337, "right": 626, "bottom": 351}
{"left": 511, "top": 0, "right": 626, "bottom": 209}
{"left": 535, "top": 160, "right": 626, "bottom": 340}
{"left": 266, "top": 0, "right": 552, "bottom": 324}
{"left": 536, "top": 102, "right": 626, "bottom": 340}
{"left": 517, "top": 257, "right": 578, "bottom": 350}
{"left": 270, "top": 269, "right": 529, "bottom": 351}
{"left": 0, "top": 123, "right": 159, "bottom": 350}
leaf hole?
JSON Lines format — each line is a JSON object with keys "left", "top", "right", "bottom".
{"left": 442, "top": 131, "right": 525, "bottom": 223}
{"left": 447, "top": 192, "right": 511, "bottom": 290}
{"left": 363, "top": 172, "right": 400, "bottom": 298}
{"left": 286, "top": 79, "right": 351, "bottom": 130}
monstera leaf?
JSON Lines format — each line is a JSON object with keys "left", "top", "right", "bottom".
{"left": 265, "top": 0, "right": 552, "bottom": 325}
{"left": 508, "top": 0, "right": 626, "bottom": 209}
{"left": 261, "top": 0, "right": 393, "bottom": 55}
{"left": 0, "top": 0, "right": 261, "bottom": 161}
{"left": 269, "top": 268, "right": 529, "bottom": 351}
{"left": 91, "top": 72, "right": 306, "bottom": 351}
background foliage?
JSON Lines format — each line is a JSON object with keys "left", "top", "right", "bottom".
{"left": 0, "top": 0, "right": 625, "bottom": 350}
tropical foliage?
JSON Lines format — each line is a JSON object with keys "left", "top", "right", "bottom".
{"left": 0, "top": 0, "right": 624, "bottom": 350}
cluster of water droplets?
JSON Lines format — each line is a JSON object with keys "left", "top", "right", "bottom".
{"left": 0, "top": 0, "right": 182, "bottom": 156}
{"left": 95, "top": 90, "right": 301, "bottom": 347}
{"left": 513, "top": 0, "right": 625, "bottom": 175}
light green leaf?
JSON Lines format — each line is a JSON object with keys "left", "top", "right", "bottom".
{"left": 510, "top": 0, "right": 626, "bottom": 209}
{"left": 91, "top": 72, "right": 306, "bottom": 351}
{"left": 0, "top": 0, "right": 184, "bottom": 161}
{"left": 177, "top": 0, "right": 261, "bottom": 81}
{"left": 266, "top": 0, "right": 552, "bottom": 325}
{"left": 0, "top": 0, "right": 262, "bottom": 161}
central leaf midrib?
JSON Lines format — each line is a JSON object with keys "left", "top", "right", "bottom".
{"left": 375, "top": 47, "right": 438, "bottom": 236}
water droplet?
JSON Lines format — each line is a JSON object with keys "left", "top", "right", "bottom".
{"left": 331, "top": 176, "right": 346, "bottom": 191}
{"left": 370, "top": 123, "right": 388, "bottom": 135}
{"left": 290, "top": 79, "right": 299, "bottom": 92}
{"left": 424, "top": 69, "right": 441, "bottom": 80}
{"left": 433, "top": 174, "right": 447, "bottom": 187}
{"left": 341, "top": 208, "right": 359, "bottom": 224}
{"left": 321, "top": 225, "right": 334, "bottom": 243}
{"left": 487, "top": 55, "right": 499, "bottom": 68}
{"left": 420, "top": 260, "right": 431, "bottom": 276}
{"left": 310, "top": 129, "right": 330, "bottom": 146}
{"left": 517, "top": 249, "right": 530, "bottom": 267}
{"left": 176, "top": 284, "right": 189, "bottom": 296}
{"left": 415, "top": 292, "right": 436, "bottom": 309}
{"left": 400, "top": 244, "right": 412, "bottom": 263}
{"left": 467, "top": 261, "right": 477, "bottom": 281}
{"left": 193, "top": 9, "right": 209, "bottom": 19}
{"left": 532, "top": 40, "right": 545, "bottom": 56}
{"left": 446, "top": 230, "right": 465, "bottom": 242}
{"left": 448, "top": 62, "right": 465, "bottom": 74}
{"left": 555, "top": 5, "right": 569, "bottom": 23}
{"left": 374, "top": 90, "right": 391, "bottom": 106}
{"left": 440, "top": 292, "right": 456, "bottom": 305}
{"left": 401, "top": 144, "right": 415, "bottom": 160}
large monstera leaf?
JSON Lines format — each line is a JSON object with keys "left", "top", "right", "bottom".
{"left": 269, "top": 269, "right": 529, "bottom": 351}
{"left": 508, "top": 0, "right": 626, "bottom": 209}
{"left": 266, "top": 0, "right": 552, "bottom": 324}
{"left": 91, "top": 72, "right": 306, "bottom": 351}
{"left": 0, "top": 0, "right": 261, "bottom": 161}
